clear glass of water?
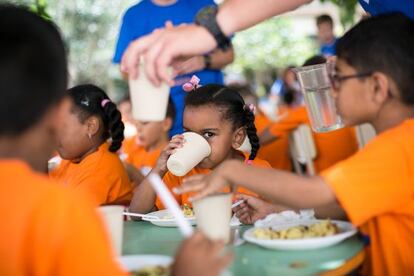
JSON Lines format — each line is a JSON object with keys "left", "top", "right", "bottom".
{"left": 294, "top": 63, "right": 344, "bottom": 132}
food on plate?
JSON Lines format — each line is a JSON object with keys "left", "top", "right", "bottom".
{"left": 181, "top": 204, "right": 194, "bottom": 217}
{"left": 130, "top": 265, "right": 170, "bottom": 276}
{"left": 162, "top": 204, "right": 194, "bottom": 219}
{"left": 253, "top": 220, "right": 339, "bottom": 240}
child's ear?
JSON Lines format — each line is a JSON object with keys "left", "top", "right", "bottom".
{"left": 86, "top": 116, "right": 100, "bottom": 137}
{"left": 232, "top": 127, "right": 246, "bottom": 149}
{"left": 372, "top": 72, "right": 391, "bottom": 105}
{"left": 162, "top": 117, "right": 173, "bottom": 132}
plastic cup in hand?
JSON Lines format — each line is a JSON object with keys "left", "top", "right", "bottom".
{"left": 166, "top": 132, "right": 211, "bottom": 176}
{"left": 97, "top": 205, "right": 124, "bottom": 256}
{"left": 237, "top": 136, "right": 251, "bottom": 154}
{"left": 193, "top": 193, "right": 232, "bottom": 243}
{"left": 294, "top": 63, "right": 344, "bottom": 132}
{"left": 129, "top": 62, "right": 170, "bottom": 121}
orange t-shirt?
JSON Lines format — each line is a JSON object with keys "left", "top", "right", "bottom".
{"left": 0, "top": 160, "right": 127, "bottom": 276}
{"left": 50, "top": 143, "right": 133, "bottom": 207}
{"left": 255, "top": 111, "right": 291, "bottom": 171}
{"left": 269, "top": 106, "right": 359, "bottom": 172}
{"left": 122, "top": 136, "right": 164, "bottom": 171}
{"left": 321, "top": 119, "right": 414, "bottom": 275}
{"left": 157, "top": 155, "right": 271, "bottom": 209}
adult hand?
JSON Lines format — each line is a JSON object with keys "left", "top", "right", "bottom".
{"left": 176, "top": 161, "right": 235, "bottom": 201}
{"left": 120, "top": 24, "right": 216, "bottom": 86}
{"left": 232, "top": 194, "right": 280, "bottom": 224}
{"left": 171, "top": 232, "right": 233, "bottom": 276}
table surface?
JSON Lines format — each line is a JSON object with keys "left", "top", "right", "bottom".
{"left": 122, "top": 221, "right": 364, "bottom": 275}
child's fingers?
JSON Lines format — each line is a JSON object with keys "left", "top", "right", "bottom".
{"left": 235, "top": 206, "right": 249, "bottom": 218}
{"left": 238, "top": 213, "right": 251, "bottom": 223}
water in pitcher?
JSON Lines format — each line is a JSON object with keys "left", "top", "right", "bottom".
{"left": 303, "top": 85, "right": 343, "bottom": 132}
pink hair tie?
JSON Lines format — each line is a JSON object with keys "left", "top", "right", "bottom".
{"left": 182, "top": 75, "right": 201, "bottom": 92}
{"left": 101, "top": 99, "right": 111, "bottom": 108}
{"left": 246, "top": 104, "right": 256, "bottom": 114}
{"left": 245, "top": 160, "right": 253, "bottom": 165}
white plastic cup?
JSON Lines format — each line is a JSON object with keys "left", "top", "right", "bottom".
{"left": 294, "top": 63, "right": 344, "bottom": 132}
{"left": 47, "top": 156, "right": 61, "bottom": 172}
{"left": 237, "top": 136, "right": 251, "bottom": 154}
{"left": 193, "top": 193, "right": 232, "bottom": 243}
{"left": 167, "top": 132, "right": 211, "bottom": 176}
{"left": 97, "top": 205, "right": 124, "bottom": 256}
{"left": 129, "top": 62, "right": 170, "bottom": 121}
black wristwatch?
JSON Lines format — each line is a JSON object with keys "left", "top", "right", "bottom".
{"left": 195, "top": 5, "right": 231, "bottom": 51}
{"left": 203, "top": 54, "right": 212, "bottom": 69}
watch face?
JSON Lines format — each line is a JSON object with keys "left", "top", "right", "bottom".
{"left": 196, "top": 5, "right": 218, "bottom": 24}
{"left": 195, "top": 5, "right": 230, "bottom": 51}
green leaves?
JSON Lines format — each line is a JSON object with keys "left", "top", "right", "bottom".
{"left": 319, "top": 0, "right": 359, "bottom": 28}
{"left": 226, "top": 17, "right": 316, "bottom": 75}
{"left": 30, "top": 0, "right": 52, "bottom": 21}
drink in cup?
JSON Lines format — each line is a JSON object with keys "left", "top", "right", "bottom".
{"left": 167, "top": 132, "right": 211, "bottom": 177}
{"left": 129, "top": 62, "right": 170, "bottom": 121}
{"left": 192, "top": 193, "right": 232, "bottom": 243}
{"left": 294, "top": 63, "right": 344, "bottom": 132}
{"left": 97, "top": 205, "right": 124, "bottom": 256}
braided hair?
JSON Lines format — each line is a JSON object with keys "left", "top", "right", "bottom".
{"left": 185, "top": 84, "right": 260, "bottom": 160}
{"left": 68, "top": 84, "right": 125, "bottom": 152}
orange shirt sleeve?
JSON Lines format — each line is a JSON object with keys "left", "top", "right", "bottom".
{"left": 320, "top": 133, "right": 413, "bottom": 226}
{"left": 255, "top": 113, "right": 271, "bottom": 133}
{"left": 31, "top": 189, "right": 127, "bottom": 276}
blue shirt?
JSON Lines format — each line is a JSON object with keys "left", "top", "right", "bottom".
{"left": 358, "top": 0, "right": 414, "bottom": 20}
{"left": 320, "top": 38, "right": 337, "bottom": 57}
{"left": 113, "top": 0, "right": 224, "bottom": 136}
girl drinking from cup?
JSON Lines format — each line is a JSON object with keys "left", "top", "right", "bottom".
{"left": 50, "top": 84, "right": 133, "bottom": 206}
{"left": 129, "top": 80, "right": 270, "bottom": 214}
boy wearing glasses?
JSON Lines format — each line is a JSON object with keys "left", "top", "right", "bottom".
{"left": 179, "top": 13, "right": 414, "bottom": 275}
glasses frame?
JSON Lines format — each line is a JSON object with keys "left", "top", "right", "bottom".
{"left": 329, "top": 72, "right": 372, "bottom": 90}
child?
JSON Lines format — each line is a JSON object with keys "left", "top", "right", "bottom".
{"left": 0, "top": 6, "right": 128, "bottom": 275}
{"left": 179, "top": 13, "right": 414, "bottom": 275}
{"left": 117, "top": 95, "right": 137, "bottom": 138}
{"left": 316, "top": 14, "right": 337, "bottom": 57}
{"left": 260, "top": 55, "right": 359, "bottom": 172}
{"left": 121, "top": 98, "right": 175, "bottom": 182}
{"left": 229, "top": 84, "right": 291, "bottom": 171}
{"left": 129, "top": 83, "right": 271, "bottom": 214}
{"left": 0, "top": 5, "right": 231, "bottom": 275}
{"left": 50, "top": 84, "right": 133, "bottom": 207}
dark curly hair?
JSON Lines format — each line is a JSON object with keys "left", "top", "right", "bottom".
{"left": 68, "top": 84, "right": 125, "bottom": 152}
{"left": 185, "top": 84, "right": 260, "bottom": 160}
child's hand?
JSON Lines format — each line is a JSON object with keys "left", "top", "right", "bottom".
{"left": 232, "top": 194, "right": 283, "bottom": 225}
{"left": 172, "top": 232, "right": 233, "bottom": 276}
{"left": 154, "top": 134, "right": 185, "bottom": 176}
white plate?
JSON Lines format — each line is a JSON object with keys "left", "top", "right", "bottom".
{"left": 244, "top": 220, "right": 357, "bottom": 250}
{"left": 142, "top": 209, "right": 197, "bottom": 227}
{"left": 118, "top": 254, "right": 172, "bottom": 272}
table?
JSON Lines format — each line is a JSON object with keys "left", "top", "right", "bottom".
{"left": 122, "top": 221, "right": 365, "bottom": 275}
